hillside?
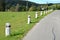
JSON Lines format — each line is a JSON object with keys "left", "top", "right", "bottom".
{"left": 5, "top": 0, "right": 41, "bottom": 10}
{"left": 0, "top": 0, "right": 58, "bottom": 11}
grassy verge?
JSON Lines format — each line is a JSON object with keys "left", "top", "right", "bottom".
{"left": 0, "top": 11, "right": 53, "bottom": 40}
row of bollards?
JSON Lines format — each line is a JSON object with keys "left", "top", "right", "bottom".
{"left": 5, "top": 10, "right": 53, "bottom": 36}
{"left": 27, "top": 10, "right": 53, "bottom": 24}
{"left": 27, "top": 11, "right": 47, "bottom": 24}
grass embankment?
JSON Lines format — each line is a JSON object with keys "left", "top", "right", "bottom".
{"left": 0, "top": 11, "right": 52, "bottom": 40}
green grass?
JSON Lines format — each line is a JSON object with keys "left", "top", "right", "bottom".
{"left": 0, "top": 11, "right": 53, "bottom": 40}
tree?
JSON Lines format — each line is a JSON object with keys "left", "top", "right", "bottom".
{"left": 29, "top": 6, "right": 36, "bottom": 11}
{"left": 37, "top": 6, "right": 40, "bottom": 11}
{"left": 56, "top": 4, "right": 60, "bottom": 10}
{"left": 9, "top": 5, "right": 16, "bottom": 11}
{"left": 0, "top": 0, "right": 5, "bottom": 11}
{"left": 15, "top": 3, "right": 19, "bottom": 11}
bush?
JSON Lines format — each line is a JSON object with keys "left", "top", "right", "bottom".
{"left": 57, "top": 5, "right": 60, "bottom": 9}
{"left": 29, "top": 6, "right": 36, "bottom": 11}
{"left": 37, "top": 6, "right": 41, "bottom": 11}
{"left": 15, "top": 4, "right": 20, "bottom": 11}
{"left": 9, "top": 5, "right": 16, "bottom": 11}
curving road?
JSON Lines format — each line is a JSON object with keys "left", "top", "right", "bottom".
{"left": 23, "top": 10, "right": 60, "bottom": 40}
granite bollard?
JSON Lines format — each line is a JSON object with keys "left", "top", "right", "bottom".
{"left": 40, "top": 11, "right": 42, "bottom": 16}
{"left": 5, "top": 23, "right": 11, "bottom": 36}
{"left": 28, "top": 15, "right": 31, "bottom": 24}
{"left": 35, "top": 12, "right": 38, "bottom": 18}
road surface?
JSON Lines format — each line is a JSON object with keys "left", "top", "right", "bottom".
{"left": 23, "top": 10, "right": 60, "bottom": 40}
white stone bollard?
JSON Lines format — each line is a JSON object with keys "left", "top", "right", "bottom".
{"left": 44, "top": 11, "right": 45, "bottom": 15}
{"left": 51, "top": 9, "right": 53, "bottom": 12}
{"left": 48, "top": 10, "right": 49, "bottom": 13}
{"left": 35, "top": 12, "right": 38, "bottom": 18}
{"left": 46, "top": 11, "right": 47, "bottom": 14}
{"left": 49, "top": 10, "right": 50, "bottom": 12}
{"left": 5, "top": 23, "right": 11, "bottom": 36}
{"left": 40, "top": 11, "right": 42, "bottom": 16}
{"left": 28, "top": 15, "right": 31, "bottom": 24}
{"left": 45, "top": 11, "right": 47, "bottom": 14}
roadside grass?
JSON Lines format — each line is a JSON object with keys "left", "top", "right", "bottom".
{"left": 0, "top": 11, "right": 53, "bottom": 40}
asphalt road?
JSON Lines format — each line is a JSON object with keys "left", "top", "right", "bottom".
{"left": 23, "top": 10, "right": 60, "bottom": 40}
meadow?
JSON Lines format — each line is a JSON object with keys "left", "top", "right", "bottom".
{"left": 0, "top": 11, "right": 52, "bottom": 40}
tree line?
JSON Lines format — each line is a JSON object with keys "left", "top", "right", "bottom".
{"left": 0, "top": 0, "right": 60, "bottom": 11}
